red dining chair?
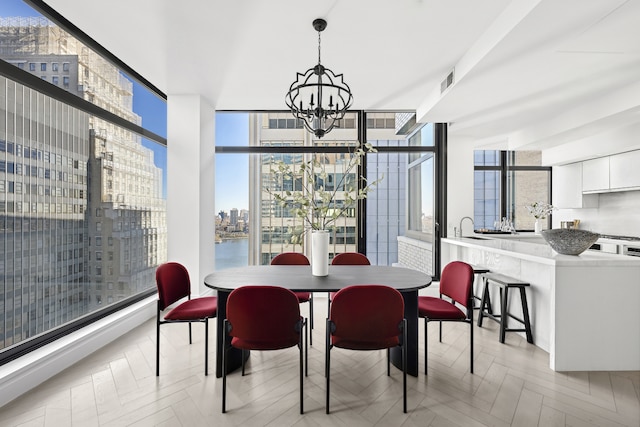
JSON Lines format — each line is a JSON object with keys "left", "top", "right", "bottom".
{"left": 328, "top": 252, "right": 371, "bottom": 316}
{"left": 419, "top": 261, "right": 475, "bottom": 374}
{"left": 271, "top": 252, "right": 314, "bottom": 344}
{"left": 222, "top": 285, "right": 307, "bottom": 414}
{"left": 326, "top": 285, "right": 407, "bottom": 413}
{"left": 155, "top": 262, "right": 217, "bottom": 376}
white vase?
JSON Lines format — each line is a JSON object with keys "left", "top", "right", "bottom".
{"left": 534, "top": 219, "right": 542, "bottom": 234}
{"left": 311, "top": 230, "right": 329, "bottom": 276}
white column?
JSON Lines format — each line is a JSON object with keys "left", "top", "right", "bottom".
{"left": 167, "top": 95, "right": 215, "bottom": 295}
{"left": 446, "top": 135, "right": 476, "bottom": 237}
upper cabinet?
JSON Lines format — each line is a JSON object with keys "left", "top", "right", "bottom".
{"left": 582, "top": 157, "right": 609, "bottom": 193}
{"left": 580, "top": 150, "right": 640, "bottom": 194}
{"left": 553, "top": 163, "right": 598, "bottom": 208}
{"left": 609, "top": 150, "right": 640, "bottom": 191}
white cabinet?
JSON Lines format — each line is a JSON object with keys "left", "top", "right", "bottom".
{"left": 609, "top": 150, "right": 640, "bottom": 191}
{"left": 554, "top": 163, "right": 598, "bottom": 208}
{"left": 553, "top": 163, "right": 580, "bottom": 208}
{"left": 582, "top": 157, "right": 610, "bottom": 193}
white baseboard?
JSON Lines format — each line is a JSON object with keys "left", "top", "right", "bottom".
{"left": 0, "top": 296, "right": 156, "bottom": 408}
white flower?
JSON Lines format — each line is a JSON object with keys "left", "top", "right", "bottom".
{"left": 525, "top": 202, "right": 555, "bottom": 219}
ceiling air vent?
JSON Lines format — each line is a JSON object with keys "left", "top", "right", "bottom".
{"left": 440, "top": 69, "right": 455, "bottom": 94}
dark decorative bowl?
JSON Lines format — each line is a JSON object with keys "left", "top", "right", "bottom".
{"left": 541, "top": 229, "right": 600, "bottom": 255}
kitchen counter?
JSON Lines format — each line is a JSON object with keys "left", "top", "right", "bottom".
{"left": 442, "top": 236, "right": 640, "bottom": 371}
{"left": 445, "top": 236, "right": 640, "bottom": 266}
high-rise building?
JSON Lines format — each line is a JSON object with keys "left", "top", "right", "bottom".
{"left": 229, "top": 208, "right": 238, "bottom": 226}
{"left": 0, "top": 17, "right": 166, "bottom": 349}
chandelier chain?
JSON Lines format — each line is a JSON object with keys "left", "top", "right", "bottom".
{"left": 317, "top": 30, "right": 322, "bottom": 65}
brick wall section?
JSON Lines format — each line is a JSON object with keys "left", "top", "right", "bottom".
{"left": 397, "top": 236, "right": 433, "bottom": 276}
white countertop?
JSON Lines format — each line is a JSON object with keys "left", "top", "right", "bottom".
{"left": 442, "top": 236, "right": 640, "bottom": 266}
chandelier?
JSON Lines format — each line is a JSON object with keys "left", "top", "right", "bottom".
{"left": 285, "top": 18, "right": 353, "bottom": 138}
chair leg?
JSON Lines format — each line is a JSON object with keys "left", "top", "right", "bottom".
{"left": 222, "top": 320, "right": 229, "bottom": 413}
{"left": 299, "top": 328, "right": 304, "bottom": 414}
{"left": 424, "top": 317, "right": 428, "bottom": 375}
{"left": 387, "top": 348, "right": 390, "bottom": 376}
{"left": 241, "top": 349, "right": 246, "bottom": 376}
{"left": 469, "top": 302, "right": 474, "bottom": 374}
{"left": 156, "top": 314, "right": 161, "bottom": 377}
{"left": 325, "top": 318, "right": 331, "bottom": 414}
{"left": 204, "top": 318, "right": 209, "bottom": 376}
{"left": 402, "top": 318, "right": 407, "bottom": 414}
{"left": 470, "top": 319, "right": 474, "bottom": 374}
{"left": 439, "top": 320, "right": 442, "bottom": 342}
{"left": 304, "top": 318, "right": 308, "bottom": 377}
{"left": 188, "top": 322, "right": 193, "bottom": 344}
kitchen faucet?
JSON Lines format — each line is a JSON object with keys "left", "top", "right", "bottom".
{"left": 459, "top": 216, "right": 474, "bottom": 237}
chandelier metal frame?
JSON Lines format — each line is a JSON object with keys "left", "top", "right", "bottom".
{"left": 285, "top": 18, "right": 353, "bottom": 138}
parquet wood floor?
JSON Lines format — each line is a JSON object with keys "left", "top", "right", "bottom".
{"left": 1, "top": 296, "right": 638, "bottom": 426}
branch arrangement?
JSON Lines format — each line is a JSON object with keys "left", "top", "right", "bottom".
{"left": 266, "top": 143, "right": 383, "bottom": 244}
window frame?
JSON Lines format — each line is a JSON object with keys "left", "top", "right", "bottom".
{"left": 0, "top": 0, "right": 168, "bottom": 366}
{"left": 474, "top": 150, "right": 552, "bottom": 231}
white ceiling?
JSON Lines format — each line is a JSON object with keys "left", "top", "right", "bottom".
{"left": 44, "top": 0, "right": 640, "bottom": 151}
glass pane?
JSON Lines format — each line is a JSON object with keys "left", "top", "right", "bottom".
{"left": 215, "top": 155, "right": 249, "bottom": 269}
{"left": 474, "top": 170, "right": 500, "bottom": 229}
{"left": 0, "top": 76, "right": 167, "bottom": 351}
{"left": 509, "top": 170, "right": 550, "bottom": 231}
{"left": 0, "top": 1, "right": 166, "bottom": 133}
{"left": 510, "top": 151, "right": 542, "bottom": 167}
{"left": 407, "top": 154, "right": 434, "bottom": 239}
{"left": 366, "top": 141, "right": 408, "bottom": 266}
{"left": 474, "top": 150, "right": 501, "bottom": 166}
{"left": 408, "top": 123, "right": 434, "bottom": 147}
{"left": 261, "top": 147, "right": 361, "bottom": 261}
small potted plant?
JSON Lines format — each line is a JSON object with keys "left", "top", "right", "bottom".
{"left": 525, "top": 201, "right": 556, "bottom": 234}
{"left": 266, "top": 143, "right": 382, "bottom": 275}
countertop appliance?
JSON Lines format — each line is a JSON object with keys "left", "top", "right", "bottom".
{"left": 589, "top": 234, "right": 640, "bottom": 256}
{"left": 622, "top": 244, "right": 640, "bottom": 257}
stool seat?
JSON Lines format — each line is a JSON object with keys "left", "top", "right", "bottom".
{"left": 477, "top": 273, "right": 533, "bottom": 344}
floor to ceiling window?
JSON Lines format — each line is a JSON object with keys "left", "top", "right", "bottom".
{"left": 215, "top": 112, "right": 441, "bottom": 269}
{"left": 0, "top": 1, "right": 167, "bottom": 362}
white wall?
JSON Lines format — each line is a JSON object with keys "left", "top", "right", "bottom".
{"left": 446, "top": 134, "right": 476, "bottom": 237}
{"left": 553, "top": 191, "right": 640, "bottom": 237}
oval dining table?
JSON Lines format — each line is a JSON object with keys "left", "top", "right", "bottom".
{"left": 204, "top": 264, "right": 432, "bottom": 377}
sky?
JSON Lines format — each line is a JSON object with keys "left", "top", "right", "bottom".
{"left": 1, "top": 1, "right": 34, "bottom": 16}
{"left": 214, "top": 113, "right": 250, "bottom": 212}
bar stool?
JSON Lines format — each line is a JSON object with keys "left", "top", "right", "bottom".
{"left": 477, "top": 272, "right": 533, "bottom": 344}
{"left": 469, "top": 264, "right": 490, "bottom": 310}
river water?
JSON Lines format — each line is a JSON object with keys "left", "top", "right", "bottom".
{"left": 215, "top": 238, "right": 249, "bottom": 270}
